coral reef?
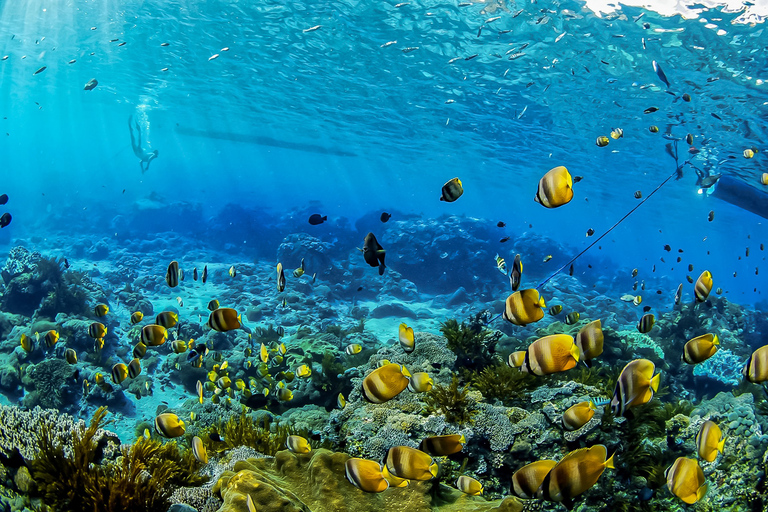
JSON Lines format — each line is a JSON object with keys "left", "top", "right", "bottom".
{"left": 212, "top": 449, "right": 522, "bottom": 512}
{"left": 31, "top": 407, "right": 206, "bottom": 512}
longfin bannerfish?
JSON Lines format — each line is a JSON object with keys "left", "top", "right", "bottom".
{"left": 293, "top": 258, "right": 305, "bottom": 278}
{"left": 743, "top": 344, "right": 768, "bottom": 383}
{"left": 564, "top": 311, "right": 580, "bottom": 325}
{"left": 419, "top": 434, "right": 465, "bottom": 456}
{"left": 575, "top": 320, "right": 603, "bottom": 366}
{"left": 611, "top": 359, "right": 660, "bottom": 416}
{"left": 440, "top": 177, "right": 463, "bottom": 202}
{"left": 534, "top": 166, "right": 574, "bottom": 208}
{"left": 133, "top": 341, "right": 147, "bottom": 359}
{"left": 456, "top": 475, "right": 483, "bottom": 495}
{"left": 193, "top": 267, "right": 198, "bottom": 281}
{"left": 407, "top": 372, "right": 433, "bottom": 393}
{"left": 155, "top": 413, "right": 185, "bottom": 438}
{"left": 682, "top": 334, "right": 719, "bottom": 365}
{"left": 562, "top": 401, "right": 597, "bottom": 431}
{"left": 277, "top": 263, "right": 286, "bottom": 291}
{"left": 511, "top": 460, "right": 557, "bottom": 499}
{"left": 345, "top": 343, "right": 362, "bottom": 355}
{"left": 111, "top": 362, "right": 129, "bottom": 384}
{"left": 127, "top": 358, "right": 142, "bottom": 379}
{"left": 509, "top": 253, "right": 522, "bottom": 291}
{"left": 537, "top": 445, "right": 614, "bottom": 505}
{"left": 666, "top": 457, "right": 707, "bottom": 504}
{"left": 44, "top": 330, "right": 59, "bottom": 348}
{"left": 694, "top": 270, "right": 713, "bottom": 302}
{"left": 361, "top": 363, "right": 411, "bottom": 403}
{"left": 384, "top": 445, "right": 438, "bottom": 481}
{"left": 88, "top": 322, "right": 107, "bottom": 339}
{"left": 141, "top": 324, "right": 168, "bottom": 346}
{"left": 196, "top": 380, "right": 204, "bottom": 404}
{"left": 503, "top": 289, "right": 546, "bottom": 326}
{"left": 192, "top": 436, "right": 207, "bottom": 464}
{"left": 228, "top": 265, "right": 236, "bottom": 277}
{"left": 362, "top": 233, "right": 386, "bottom": 275}
{"left": 155, "top": 311, "right": 178, "bottom": 329}
{"left": 637, "top": 313, "right": 655, "bottom": 333}
{"left": 507, "top": 350, "right": 526, "bottom": 368}
{"left": 674, "top": 283, "right": 683, "bottom": 306}
{"left": 337, "top": 392, "right": 346, "bottom": 409}
{"left": 286, "top": 435, "right": 311, "bottom": 454}
{"left": 202, "top": 265, "right": 208, "bottom": 284}
{"left": 166, "top": 260, "right": 180, "bottom": 288}
{"left": 398, "top": 323, "right": 415, "bottom": 353}
{"left": 20, "top": 333, "right": 33, "bottom": 352}
{"left": 345, "top": 458, "right": 389, "bottom": 493}
{"left": 64, "top": 348, "right": 77, "bottom": 364}
{"left": 207, "top": 308, "right": 241, "bottom": 332}
{"left": 696, "top": 420, "right": 725, "bottom": 462}
{"left": 521, "top": 334, "right": 580, "bottom": 376}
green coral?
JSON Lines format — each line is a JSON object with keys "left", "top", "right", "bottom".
{"left": 424, "top": 374, "right": 477, "bottom": 426}
{"left": 440, "top": 318, "right": 495, "bottom": 370}
{"left": 468, "top": 364, "right": 535, "bottom": 406}
{"left": 31, "top": 407, "right": 206, "bottom": 512}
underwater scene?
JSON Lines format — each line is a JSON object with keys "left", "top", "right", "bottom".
{"left": 1, "top": 0, "right": 768, "bottom": 510}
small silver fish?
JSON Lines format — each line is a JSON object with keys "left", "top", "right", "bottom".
{"left": 402, "top": 47, "right": 419, "bottom": 53}
{"left": 303, "top": 25, "right": 322, "bottom": 32}
{"left": 381, "top": 40, "right": 397, "bottom": 48}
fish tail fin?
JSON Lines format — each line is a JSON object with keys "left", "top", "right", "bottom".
{"left": 697, "top": 484, "right": 708, "bottom": 502}
{"left": 717, "top": 437, "right": 726, "bottom": 454}
{"left": 712, "top": 335, "right": 720, "bottom": 346}
{"left": 570, "top": 343, "right": 580, "bottom": 362}
{"left": 378, "top": 264, "right": 385, "bottom": 276}
{"left": 605, "top": 452, "right": 615, "bottom": 470}
{"left": 650, "top": 372, "right": 661, "bottom": 393}
{"left": 429, "top": 462, "right": 439, "bottom": 478}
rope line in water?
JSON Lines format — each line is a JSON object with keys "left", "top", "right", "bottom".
{"left": 535, "top": 166, "right": 681, "bottom": 290}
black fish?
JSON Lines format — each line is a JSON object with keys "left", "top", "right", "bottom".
{"left": 0, "top": 194, "right": 7, "bottom": 205}
{"left": 380, "top": 212, "right": 391, "bottom": 223}
{"left": 202, "top": 265, "right": 208, "bottom": 284}
{"left": 83, "top": 78, "right": 98, "bottom": 91}
{"left": 33, "top": 66, "right": 46, "bottom": 75}
{"left": 663, "top": 245, "right": 671, "bottom": 252}
{"left": 644, "top": 107, "right": 659, "bottom": 114}
{"left": 586, "top": 228, "right": 595, "bottom": 237}
{"left": 509, "top": 254, "right": 522, "bottom": 291}
{"left": 711, "top": 113, "right": 723, "bottom": 120}
{"left": 308, "top": 214, "right": 327, "bottom": 225}
{"left": 568, "top": 263, "right": 574, "bottom": 276}
{"left": 497, "top": 221, "right": 506, "bottom": 227}
{"left": 193, "top": 267, "right": 198, "bottom": 280}
{"left": 643, "top": 306, "right": 651, "bottom": 313}
{"left": 500, "top": 236, "right": 510, "bottom": 243}
{"left": 64, "top": 258, "right": 70, "bottom": 269}
{"left": 362, "top": 233, "right": 386, "bottom": 275}
{"left": 0, "top": 212, "right": 11, "bottom": 228}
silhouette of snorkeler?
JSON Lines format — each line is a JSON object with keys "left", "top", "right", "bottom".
{"left": 128, "top": 115, "right": 159, "bottom": 173}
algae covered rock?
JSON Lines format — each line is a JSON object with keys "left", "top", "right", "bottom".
{"left": 213, "top": 449, "right": 521, "bottom": 512}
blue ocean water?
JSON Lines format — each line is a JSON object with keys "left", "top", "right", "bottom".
{"left": 0, "top": 0, "right": 765, "bottom": 306}
{"left": 1, "top": 0, "right": 768, "bottom": 511}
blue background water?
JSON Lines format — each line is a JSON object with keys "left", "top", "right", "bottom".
{"left": 0, "top": 0, "right": 766, "bottom": 305}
